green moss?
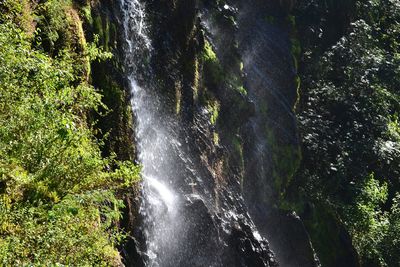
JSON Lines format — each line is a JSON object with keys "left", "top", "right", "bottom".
{"left": 201, "top": 38, "right": 248, "bottom": 98}
{"left": 237, "top": 85, "right": 247, "bottom": 95}
{"left": 203, "top": 40, "right": 217, "bottom": 62}
{"left": 202, "top": 40, "right": 224, "bottom": 87}
{"left": 213, "top": 132, "right": 220, "bottom": 145}
{"left": 91, "top": 62, "right": 135, "bottom": 160}
{"left": 207, "top": 99, "right": 220, "bottom": 125}
{"left": 265, "top": 128, "right": 302, "bottom": 199}
{"left": 291, "top": 37, "right": 301, "bottom": 68}
{"left": 286, "top": 15, "right": 296, "bottom": 28}
{"left": 193, "top": 57, "right": 200, "bottom": 101}
{"left": 104, "top": 18, "right": 110, "bottom": 51}
{"left": 93, "top": 15, "right": 104, "bottom": 44}
{"left": 264, "top": 15, "right": 276, "bottom": 24}
{"left": 110, "top": 22, "right": 117, "bottom": 49}
{"left": 91, "top": 14, "right": 117, "bottom": 53}
{"left": 80, "top": 5, "right": 92, "bottom": 25}
{"left": 239, "top": 61, "right": 244, "bottom": 71}
{"left": 288, "top": 15, "right": 301, "bottom": 107}
{"left": 175, "top": 82, "right": 182, "bottom": 114}
{"left": 224, "top": 71, "right": 247, "bottom": 95}
{"left": 295, "top": 75, "right": 301, "bottom": 91}
{"left": 304, "top": 204, "right": 358, "bottom": 267}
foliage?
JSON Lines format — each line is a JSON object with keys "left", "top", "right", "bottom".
{"left": 0, "top": 17, "right": 139, "bottom": 266}
{"left": 34, "top": 0, "right": 76, "bottom": 55}
{"left": 0, "top": 0, "right": 35, "bottom": 34}
{"left": 342, "top": 174, "right": 400, "bottom": 266}
{"left": 342, "top": 174, "right": 389, "bottom": 265}
{"left": 293, "top": 0, "right": 400, "bottom": 265}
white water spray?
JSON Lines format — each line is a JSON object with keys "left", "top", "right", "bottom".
{"left": 118, "top": 1, "right": 279, "bottom": 266}
{"left": 120, "top": 1, "right": 184, "bottom": 266}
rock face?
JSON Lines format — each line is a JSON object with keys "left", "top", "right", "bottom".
{"left": 90, "top": 0, "right": 319, "bottom": 266}
{"left": 234, "top": 1, "right": 319, "bottom": 266}
{"left": 89, "top": 0, "right": 137, "bottom": 161}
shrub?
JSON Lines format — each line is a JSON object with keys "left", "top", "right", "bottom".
{"left": 0, "top": 21, "right": 139, "bottom": 266}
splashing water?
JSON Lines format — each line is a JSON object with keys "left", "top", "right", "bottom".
{"left": 118, "top": 1, "right": 280, "bottom": 266}
{"left": 119, "top": 1, "right": 187, "bottom": 266}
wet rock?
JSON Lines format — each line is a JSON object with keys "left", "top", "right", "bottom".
{"left": 121, "top": 236, "right": 146, "bottom": 267}
{"left": 226, "top": 220, "right": 279, "bottom": 267}
{"left": 236, "top": 1, "right": 319, "bottom": 266}
{"left": 180, "top": 195, "right": 278, "bottom": 267}
{"left": 301, "top": 204, "right": 360, "bottom": 267}
{"left": 179, "top": 195, "right": 221, "bottom": 267}
{"left": 92, "top": 0, "right": 297, "bottom": 266}
{"left": 260, "top": 209, "right": 319, "bottom": 267}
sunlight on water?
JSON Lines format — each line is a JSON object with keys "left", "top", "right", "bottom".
{"left": 146, "top": 176, "right": 176, "bottom": 211}
{"left": 120, "top": 1, "right": 185, "bottom": 265}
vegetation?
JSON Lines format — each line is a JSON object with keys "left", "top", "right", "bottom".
{"left": 0, "top": 1, "right": 139, "bottom": 265}
{"left": 291, "top": 0, "right": 400, "bottom": 266}
{"left": 201, "top": 40, "right": 224, "bottom": 89}
{"left": 2, "top": 0, "right": 400, "bottom": 265}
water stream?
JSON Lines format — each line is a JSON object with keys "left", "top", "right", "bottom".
{"left": 118, "top": 1, "right": 279, "bottom": 266}
{"left": 119, "top": 0, "right": 184, "bottom": 265}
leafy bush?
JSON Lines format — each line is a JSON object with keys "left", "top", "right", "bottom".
{"left": 293, "top": 0, "right": 400, "bottom": 265}
{"left": 0, "top": 19, "right": 139, "bottom": 266}
{"left": 342, "top": 174, "right": 389, "bottom": 265}
{"left": 342, "top": 174, "right": 400, "bottom": 266}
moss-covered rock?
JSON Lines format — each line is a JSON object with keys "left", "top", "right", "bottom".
{"left": 89, "top": 1, "right": 136, "bottom": 161}
{"left": 302, "top": 203, "right": 360, "bottom": 267}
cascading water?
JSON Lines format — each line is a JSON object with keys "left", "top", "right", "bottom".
{"left": 118, "top": 0, "right": 279, "bottom": 266}
{"left": 119, "top": 1, "right": 213, "bottom": 265}
{"left": 119, "top": 0, "right": 184, "bottom": 265}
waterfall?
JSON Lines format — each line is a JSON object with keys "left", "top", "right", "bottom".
{"left": 119, "top": 0, "right": 184, "bottom": 265}
{"left": 118, "top": 1, "right": 279, "bottom": 266}
{"left": 119, "top": 0, "right": 210, "bottom": 265}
